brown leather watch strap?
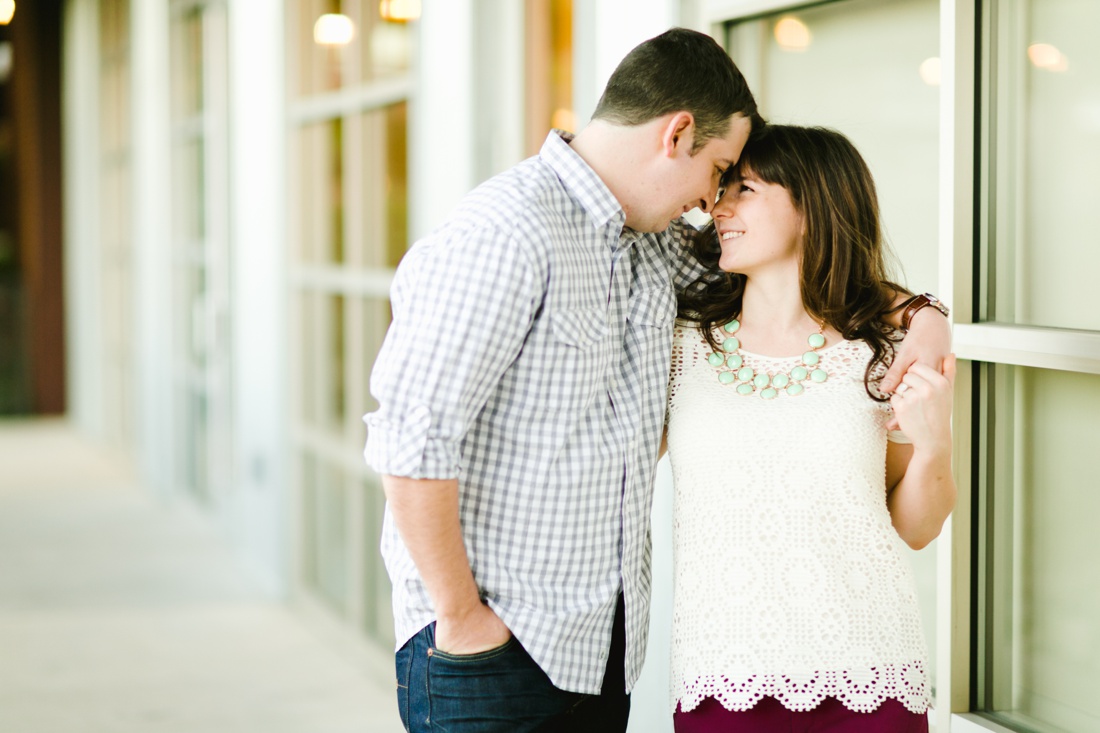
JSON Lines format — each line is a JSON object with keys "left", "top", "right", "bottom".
{"left": 900, "top": 293, "right": 949, "bottom": 332}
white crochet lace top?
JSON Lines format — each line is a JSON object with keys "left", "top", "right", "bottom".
{"left": 666, "top": 322, "right": 930, "bottom": 715}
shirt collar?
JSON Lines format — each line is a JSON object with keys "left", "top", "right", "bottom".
{"left": 540, "top": 130, "right": 628, "bottom": 245}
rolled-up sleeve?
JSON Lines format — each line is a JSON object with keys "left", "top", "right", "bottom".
{"left": 363, "top": 222, "right": 540, "bottom": 479}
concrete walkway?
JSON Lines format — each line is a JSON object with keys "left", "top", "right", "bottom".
{"left": 0, "top": 419, "right": 403, "bottom": 733}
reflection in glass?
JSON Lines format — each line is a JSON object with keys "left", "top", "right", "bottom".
{"left": 295, "top": 0, "right": 412, "bottom": 95}
{"left": 976, "top": 366, "right": 1100, "bottom": 731}
{"left": 178, "top": 8, "right": 204, "bottom": 118}
{"left": 296, "top": 119, "right": 344, "bottom": 265}
{"left": 184, "top": 391, "right": 209, "bottom": 503}
{"left": 1026, "top": 42, "right": 1068, "bottom": 72}
{"left": 378, "top": 0, "right": 420, "bottom": 23}
{"left": 384, "top": 102, "right": 408, "bottom": 268}
{"left": 313, "top": 12, "right": 355, "bottom": 46}
{"left": 984, "top": 2, "right": 1100, "bottom": 330}
{"left": 304, "top": 453, "right": 350, "bottom": 611}
{"left": 359, "top": 296, "right": 392, "bottom": 416}
{"left": 98, "top": 0, "right": 133, "bottom": 443}
{"left": 774, "top": 16, "right": 811, "bottom": 51}
{"left": 361, "top": 474, "right": 394, "bottom": 645}
{"left": 525, "top": 0, "right": 573, "bottom": 155}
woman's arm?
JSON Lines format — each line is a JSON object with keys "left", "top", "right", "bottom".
{"left": 884, "top": 357, "right": 958, "bottom": 550}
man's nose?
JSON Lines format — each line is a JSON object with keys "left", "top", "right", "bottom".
{"left": 698, "top": 182, "right": 720, "bottom": 214}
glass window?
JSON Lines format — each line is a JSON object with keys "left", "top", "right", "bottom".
{"left": 293, "top": 0, "right": 413, "bottom": 96}
{"left": 362, "top": 474, "right": 394, "bottom": 644}
{"left": 972, "top": 3, "right": 1100, "bottom": 730}
{"left": 303, "top": 452, "right": 351, "bottom": 610}
{"left": 975, "top": 366, "right": 1100, "bottom": 731}
{"left": 98, "top": 0, "right": 134, "bottom": 443}
{"left": 726, "top": 0, "right": 939, "bottom": 291}
{"left": 725, "top": 0, "right": 942, "bottom": 688}
{"left": 295, "top": 119, "right": 344, "bottom": 265}
{"left": 525, "top": 0, "right": 573, "bottom": 155}
{"left": 169, "top": 1, "right": 231, "bottom": 507}
{"left": 287, "top": 0, "right": 412, "bottom": 645}
{"left": 982, "top": 0, "right": 1100, "bottom": 331}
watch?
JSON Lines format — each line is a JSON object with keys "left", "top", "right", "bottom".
{"left": 900, "top": 293, "right": 950, "bottom": 332}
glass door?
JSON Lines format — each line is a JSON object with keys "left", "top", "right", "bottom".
{"left": 169, "top": 0, "right": 233, "bottom": 510}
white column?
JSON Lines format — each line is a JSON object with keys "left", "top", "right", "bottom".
{"left": 130, "top": 0, "right": 175, "bottom": 494}
{"left": 62, "top": 0, "right": 102, "bottom": 436}
{"left": 225, "top": 0, "right": 289, "bottom": 594}
{"left": 573, "top": 0, "right": 678, "bottom": 128}
{"left": 410, "top": 0, "right": 477, "bottom": 239}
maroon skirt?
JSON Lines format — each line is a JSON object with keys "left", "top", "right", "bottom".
{"left": 674, "top": 695, "right": 928, "bottom": 733}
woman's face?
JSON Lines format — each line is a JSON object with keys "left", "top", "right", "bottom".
{"left": 711, "top": 170, "right": 803, "bottom": 276}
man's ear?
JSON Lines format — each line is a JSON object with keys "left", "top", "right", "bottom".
{"left": 660, "top": 112, "right": 695, "bottom": 157}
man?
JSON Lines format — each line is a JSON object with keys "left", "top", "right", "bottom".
{"left": 364, "top": 27, "right": 949, "bottom": 733}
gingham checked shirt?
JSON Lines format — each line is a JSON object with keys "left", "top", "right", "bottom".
{"left": 364, "top": 131, "right": 707, "bottom": 695}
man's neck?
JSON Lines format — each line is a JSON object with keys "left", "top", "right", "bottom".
{"left": 569, "top": 119, "right": 657, "bottom": 222}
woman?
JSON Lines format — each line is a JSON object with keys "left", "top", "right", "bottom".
{"left": 665, "top": 125, "right": 956, "bottom": 732}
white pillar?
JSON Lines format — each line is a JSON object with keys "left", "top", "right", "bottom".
{"left": 130, "top": 0, "right": 175, "bottom": 494}
{"left": 226, "top": 0, "right": 289, "bottom": 594}
{"left": 62, "top": 0, "right": 102, "bottom": 436}
{"left": 410, "top": 0, "right": 477, "bottom": 239}
{"left": 573, "top": 0, "right": 678, "bottom": 128}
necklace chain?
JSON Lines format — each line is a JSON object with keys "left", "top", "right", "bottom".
{"left": 706, "top": 319, "right": 829, "bottom": 398}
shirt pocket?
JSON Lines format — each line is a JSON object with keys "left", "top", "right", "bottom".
{"left": 627, "top": 288, "right": 677, "bottom": 401}
{"left": 538, "top": 306, "right": 608, "bottom": 416}
{"left": 627, "top": 288, "right": 676, "bottom": 329}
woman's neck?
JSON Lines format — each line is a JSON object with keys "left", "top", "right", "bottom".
{"left": 733, "top": 275, "right": 831, "bottom": 357}
{"left": 739, "top": 275, "right": 813, "bottom": 333}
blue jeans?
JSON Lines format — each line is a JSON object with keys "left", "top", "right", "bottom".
{"left": 395, "top": 598, "right": 630, "bottom": 733}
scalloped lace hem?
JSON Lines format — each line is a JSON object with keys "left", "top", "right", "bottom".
{"left": 674, "top": 667, "right": 931, "bottom": 716}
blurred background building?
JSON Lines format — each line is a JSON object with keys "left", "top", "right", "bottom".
{"left": 1, "top": 0, "right": 1098, "bottom": 731}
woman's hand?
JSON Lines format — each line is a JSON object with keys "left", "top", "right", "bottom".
{"left": 889, "top": 355, "right": 957, "bottom": 452}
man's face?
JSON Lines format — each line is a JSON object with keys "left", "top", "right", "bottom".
{"left": 628, "top": 114, "right": 754, "bottom": 233}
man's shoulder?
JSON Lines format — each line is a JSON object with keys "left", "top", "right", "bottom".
{"left": 441, "top": 158, "right": 582, "bottom": 243}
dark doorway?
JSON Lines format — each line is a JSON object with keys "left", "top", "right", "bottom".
{"left": 0, "top": 0, "right": 65, "bottom": 415}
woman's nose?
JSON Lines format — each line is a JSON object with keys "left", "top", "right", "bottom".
{"left": 712, "top": 191, "right": 735, "bottom": 217}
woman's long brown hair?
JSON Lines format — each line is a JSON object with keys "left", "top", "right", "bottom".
{"left": 677, "top": 125, "right": 909, "bottom": 400}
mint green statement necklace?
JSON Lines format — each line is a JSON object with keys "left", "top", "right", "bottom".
{"left": 706, "top": 319, "right": 828, "bottom": 398}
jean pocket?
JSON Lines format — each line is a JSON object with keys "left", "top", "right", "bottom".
{"left": 429, "top": 635, "right": 518, "bottom": 663}
{"left": 427, "top": 635, "right": 568, "bottom": 730}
